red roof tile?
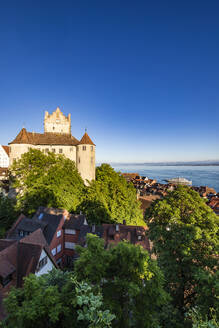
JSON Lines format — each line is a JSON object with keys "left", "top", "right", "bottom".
{"left": 9, "top": 128, "right": 79, "bottom": 146}
{"left": 78, "top": 132, "right": 95, "bottom": 145}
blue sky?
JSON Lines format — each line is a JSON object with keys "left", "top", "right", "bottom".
{"left": 0, "top": 0, "right": 219, "bottom": 163}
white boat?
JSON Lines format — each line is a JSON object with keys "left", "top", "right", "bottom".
{"left": 166, "top": 177, "right": 192, "bottom": 185}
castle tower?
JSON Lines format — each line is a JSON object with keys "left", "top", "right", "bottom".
{"left": 44, "top": 107, "right": 71, "bottom": 134}
{"left": 76, "top": 131, "right": 95, "bottom": 185}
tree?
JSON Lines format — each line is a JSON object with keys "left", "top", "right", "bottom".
{"left": 10, "top": 149, "right": 85, "bottom": 215}
{"left": 187, "top": 308, "right": 219, "bottom": 328}
{"left": 0, "top": 194, "right": 16, "bottom": 237}
{"left": 145, "top": 186, "right": 219, "bottom": 323}
{"left": 2, "top": 269, "right": 115, "bottom": 328}
{"left": 78, "top": 164, "right": 144, "bottom": 226}
{"left": 75, "top": 234, "right": 168, "bottom": 328}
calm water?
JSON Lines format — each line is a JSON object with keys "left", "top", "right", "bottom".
{"left": 111, "top": 164, "right": 219, "bottom": 193}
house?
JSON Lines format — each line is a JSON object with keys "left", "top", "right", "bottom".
{"left": 102, "top": 223, "right": 150, "bottom": 251}
{"left": 7, "top": 207, "right": 69, "bottom": 266}
{"left": 62, "top": 214, "right": 89, "bottom": 264}
{"left": 0, "top": 168, "right": 9, "bottom": 195}
{"left": 0, "top": 229, "right": 57, "bottom": 320}
{"left": 7, "top": 206, "right": 152, "bottom": 269}
{"left": 0, "top": 146, "right": 9, "bottom": 168}
{"left": 208, "top": 197, "right": 219, "bottom": 215}
{"left": 62, "top": 216, "right": 151, "bottom": 263}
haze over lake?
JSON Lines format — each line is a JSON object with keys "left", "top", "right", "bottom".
{"left": 110, "top": 164, "right": 219, "bottom": 193}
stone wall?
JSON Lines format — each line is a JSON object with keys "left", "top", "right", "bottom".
{"left": 44, "top": 107, "right": 71, "bottom": 134}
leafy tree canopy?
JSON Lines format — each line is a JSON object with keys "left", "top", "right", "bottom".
{"left": 2, "top": 269, "right": 115, "bottom": 328}
{"left": 75, "top": 234, "right": 168, "bottom": 328}
{"left": 145, "top": 185, "right": 219, "bottom": 322}
{"left": 0, "top": 194, "right": 16, "bottom": 237}
{"left": 78, "top": 164, "right": 144, "bottom": 225}
{"left": 10, "top": 149, "right": 85, "bottom": 215}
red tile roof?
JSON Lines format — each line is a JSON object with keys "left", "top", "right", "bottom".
{"left": 78, "top": 132, "right": 95, "bottom": 145}
{"left": 9, "top": 128, "right": 79, "bottom": 146}
{"left": 0, "top": 230, "right": 58, "bottom": 289}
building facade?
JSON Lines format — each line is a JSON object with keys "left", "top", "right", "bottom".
{"left": 0, "top": 146, "right": 9, "bottom": 168}
{"left": 8, "top": 107, "right": 95, "bottom": 184}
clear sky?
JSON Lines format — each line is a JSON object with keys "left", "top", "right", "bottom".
{"left": 0, "top": 0, "right": 219, "bottom": 163}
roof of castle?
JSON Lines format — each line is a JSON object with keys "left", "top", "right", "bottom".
{"left": 9, "top": 128, "right": 79, "bottom": 146}
{"left": 78, "top": 132, "right": 95, "bottom": 145}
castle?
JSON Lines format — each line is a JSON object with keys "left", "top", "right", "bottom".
{"left": 9, "top": 107, "right": 96, "bottom": 184}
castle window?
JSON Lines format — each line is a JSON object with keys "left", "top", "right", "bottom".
{"left": 53, "top": 127, "right": 55, "bottom": 130}
{"left": 91, "top": 146, "right": 93, "bottom": 151}
{"left": 45, "top": 148, "right": 49, "bottom": 153}
{"left": 79, "top": 157, "right": 80, "bottom": 164}
{"left": 82, "top": 146, "right": 86, "bottom": 151}
{"left": 52, "top": 149, "right": 56, "bottom": 153}
{"left": 59, "top": 149, "right": 63, "bottom": 154}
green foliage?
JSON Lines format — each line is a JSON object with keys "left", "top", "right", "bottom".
{"left": 145, "top": 186, "right": 219, "bottom": 322}
{"left": 11, "top": 149, "right": 85, "bottom": 215}
{"left": 0, "top": 194, "right": 16, "bottom": 237}
{"left": 78, "top": 164, "right": 144, "bottom": 225}
{"left": 76, "top": 280, "right": 115, "bottom": 328}
{"left": 2, "top": 269, "right": 115, "bottom": 328}
{"left": 75, "top": 234, "right": 168, "bottom": 328}
{"left": 187, "top": 308, "right": 219, "bottom": 328}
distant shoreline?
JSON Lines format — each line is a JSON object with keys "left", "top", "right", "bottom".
{"left": 101, "top": 163, "right": 219, "bottom": 167}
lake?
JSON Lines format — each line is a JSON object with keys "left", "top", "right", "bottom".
{"left": 110, "top": 164, "right": 219, "bottom": 193}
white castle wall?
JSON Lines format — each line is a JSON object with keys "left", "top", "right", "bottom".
{"left": 77, "top": 144, "right": 95, "bottom": 185}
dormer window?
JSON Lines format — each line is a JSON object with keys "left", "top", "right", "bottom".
{"left": 19, "top": 230, "right": 24, "bottom": 237}
{"left": 0, "top": 274, "right": 12, "bottom": 287}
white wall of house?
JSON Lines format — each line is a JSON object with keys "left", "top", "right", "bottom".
{"left": 0, "top": 146, "right": 9, "bottom": 167}
{"left": 35, "top": 249, "right": 55, "bottom": 277}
